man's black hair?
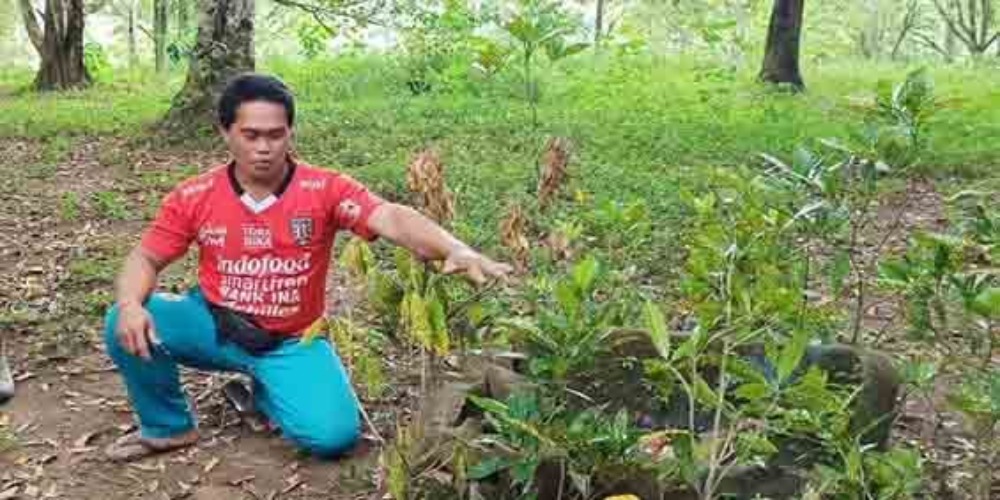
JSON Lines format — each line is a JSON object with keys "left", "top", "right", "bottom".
{"left": 217, "top": 73, "right": 295, "bottom": 130}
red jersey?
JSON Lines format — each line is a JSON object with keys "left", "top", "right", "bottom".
{"left": 140, "top": 160, "right": 384, "bottom": 335}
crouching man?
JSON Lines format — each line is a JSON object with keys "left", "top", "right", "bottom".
{"left": 104, "top": 73, "right": 511, "bottom": 461}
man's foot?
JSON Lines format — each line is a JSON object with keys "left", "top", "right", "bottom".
{"left": 104, "top": 428, "right": 199, "bottom": 462}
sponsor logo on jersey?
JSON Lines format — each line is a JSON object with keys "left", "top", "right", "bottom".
{"left": 243, "top": 225, "right": 272, "bottom": 249}
{"left": 217, "top": 254, "right": 311, "bottom": 277}
{"left": 300, "top": 179, "right": 327, "bottom": 191}
{"left": 197, "top": 226, "right": 227, "bottom": 247}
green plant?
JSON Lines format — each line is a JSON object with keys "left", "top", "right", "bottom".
{"left": 878, "top": 196, "right": 997, "bottom": 497}
{"left": 760, "top": 68, "right": 939, "bottom": 344}
{"left": 495, "top": 256, "right": 632, "bottom": 382}
{"left": 91, "top": 190, "right": 130, "bottom": 220}
{"left": 503, "top": 0, "right": 588, "bottom": 128}
{"left": 399, "top": 0, "right": 484, "bottom": 94}
{"left": 60, "top": 192, "right": 80, "bottom": 221}
{"left": 468, "top": 391, "right": 658, "bottom": 499}
{"left": 84, "top": 42, "right": 112, "bottom": 82}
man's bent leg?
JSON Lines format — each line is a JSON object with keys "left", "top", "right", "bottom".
{"left": 104, "top": 291, "right": 250, "bottom": 439}
{"left": 251, "top": 338, "right": 361, "bottom": 458}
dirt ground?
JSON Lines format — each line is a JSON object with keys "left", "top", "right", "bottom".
{"left": 0, "top": 137, "right": 995, "bottom": 499}
{"left": 0, "top": 138, "right": 418, "bottom": 499}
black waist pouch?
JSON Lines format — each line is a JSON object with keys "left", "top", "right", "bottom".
{"left": 206, "top": 302, "right": 284, "bottom": 356}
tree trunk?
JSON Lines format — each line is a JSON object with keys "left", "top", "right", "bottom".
{"left": 17, "top": 0, "right": 42, "bottom": 53}
{"left": 594, "top": 0, "right": 605, "bottom": 45}
{"left": 759, "top": 0, "right": 806, "bottom": 91}
{"left": 176, "top": 0, "right": 190, "bottom": 38}
{"left": 160, "top": 0, "right": 254, "bottom": 137}
{"left": 128, "top": 0, "right": 137, "bottom": 67}
{"left": 154, "top": 0, "right": 169, "bottom": 72}
{"left": 34, "top": 0, "right": 90, "bottom": 91}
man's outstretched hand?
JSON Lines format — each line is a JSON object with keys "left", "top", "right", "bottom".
{"left": 116, "top": 302, "right": 160, "bottom": 360}
{"left": 440, "top": 247, "right": 513, "bottom": 286}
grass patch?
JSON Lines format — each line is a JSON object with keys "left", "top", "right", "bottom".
{"left": 1, "top": 55, "right": 997, "bottom": 245}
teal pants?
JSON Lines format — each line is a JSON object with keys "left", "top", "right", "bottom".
{"left": 103, "top": 289, "right": 361, "bottom": 457}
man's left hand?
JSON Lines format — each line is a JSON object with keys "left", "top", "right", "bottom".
{"left": 440, "top": 247, "right": 513, "bottom": 286}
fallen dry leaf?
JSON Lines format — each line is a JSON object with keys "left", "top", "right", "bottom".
{"left": 202, "top": 456, "right": 220, "bottom": 474}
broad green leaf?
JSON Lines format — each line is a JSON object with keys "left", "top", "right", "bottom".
{"left": 878, "top": 259, "right": 910, "bottom": 286}
{"left": 339, "top": 237, "right": 373, "bottom": 278}
{"left": 727, "top": 358, "right": 769, "bottom": 386}
{"left": 427, "top": 296, "right": 449, "bottom": 355}
{"left": 506, "top": 15, "right": 539, "bottom": 44}
{"left": 692, "top": 374, "right": 720, "bottom": 409}
{"left": 368, "top": 270, "right": 402, "bottom": 315}
{"left": 555, "top": 280, "right": 580, "bottom": 318}
{"left": 393, "top": 246, "right": 413, "bottom": 281}
{"left": 643, "top": 301, "right": 670, "bottom": 359}
{"left": 970, "top": 287, "right": 1000, "bottom": 318}
{"left": 468, "top": 394, "right": 509, "bottom": 416}
{"left": 494, "top": 317, "right": 558, "bottom": 352}
{"left": 572, "top": 256, "right": 599, "bottom": 294}
{"left": 735, "top": 432, "right": 778, "bottom": 459}
{"left": 671, "top": 432, "right": 698, "bottom": 484}
{"left": 466, "top": 303, "right": 486, "bottom": 326}
{"left": 671, "top": 326, "right": 703, "bottom": 361}
{"left": 735, "top": 382, "right": 770, "bottom": 400}
{"left": 777, "top": 329, "right": 811, "bottom": 383}
{"left": 468, "top": 456, "right": 515, "bottom": 480}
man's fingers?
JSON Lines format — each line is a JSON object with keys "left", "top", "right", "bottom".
{"left": 133, "top": 329, "right": 151, "bottom": 360}
{"left": 488, "top": 261, "right": 514, "bottom": 277}
{"left": 468, "top": 265, "right": 487, "bottom": 286}
{"left": 440, "top": 259, "right": 460, "bottom": 275}
{"left": 147, "top": 321, "right": 161, "bottom": 348}
{"left": 119, "top": 329, "right": 135, "bottom": 356}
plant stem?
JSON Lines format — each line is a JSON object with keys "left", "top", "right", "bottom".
{"left": 849, "top": 212, "right": 866, "bottom": 344}
{"left": 702, "top": 340, "right": 731, "bottom": 500}
{"left": 799, "top": 242, "right": 811, "bottom": 330}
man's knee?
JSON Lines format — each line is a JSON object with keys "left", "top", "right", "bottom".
{"left": 294, "top": 414, "right": 361, "bottom": 458}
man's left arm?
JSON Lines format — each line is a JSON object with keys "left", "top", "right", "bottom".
{"left": 366, "top": 203, "right": 513, "bottom": 285}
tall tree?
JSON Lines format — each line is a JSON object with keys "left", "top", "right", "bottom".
{"left": 160, "top": 0, "right": 254, "bottom": 135}
{"left": 154, "top": 0, "right": 168, "bottom": 71}
{"left": 759, "top": 0, "right": 806, "bottom": 90}
{"left": 19, "top": 0, "right": 91, "bottom": 90}
{"left": 594, "top": 0, "right": 605, "bottom": 44}
{"left": 175, "top": 0, "right": 190, "bottom": 38}
{"left": 931, "top": 0, "right": 998, "bottom": 55}
{"left": 127, "top": 0, "right": 138, "bottom": 66}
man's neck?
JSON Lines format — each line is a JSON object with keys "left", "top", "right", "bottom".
{"left": 234, "top": 158, "right": 290, "bottom": 201}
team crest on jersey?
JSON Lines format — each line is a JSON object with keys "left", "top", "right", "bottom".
{"left": 290, "top": 217, "right": 314, "bottom": 246}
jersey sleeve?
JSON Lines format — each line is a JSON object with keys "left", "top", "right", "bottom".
{"left": 328, "top": 173, "right": 385, "bottom": 241}
{"left": 140, "top": 188, "right": 197, "bottom": 262}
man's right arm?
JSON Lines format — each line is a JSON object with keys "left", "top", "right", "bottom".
{"left": 112, "top": 247, "right": 173, "bottom": 361}
{"left": 115, "top": 247, "right": 169, "bottom": 309}
{"left": 112, "top": 185, "right": 195, "bottom": 360}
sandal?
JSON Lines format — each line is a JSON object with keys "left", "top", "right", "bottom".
{"left": 104, "top": 431, "right": 198, "bottom": 462}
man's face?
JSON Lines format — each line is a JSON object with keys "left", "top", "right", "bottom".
{"left": 221, "top": 100, "right": 292, "bottom": 183}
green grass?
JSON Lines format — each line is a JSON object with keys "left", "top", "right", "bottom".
{"left": 1, "top": 54, "right": 997, "bottom": 245}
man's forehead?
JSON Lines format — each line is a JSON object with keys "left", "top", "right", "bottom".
{"left": 234, "top": 101, "right": 290, "bottom": 129}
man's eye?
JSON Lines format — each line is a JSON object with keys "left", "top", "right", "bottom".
{"left": 269, "top": 131, "right": 286, "bottom": 140}
{"left": 244, "top": 133, "right": 258, "bottom": 140}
